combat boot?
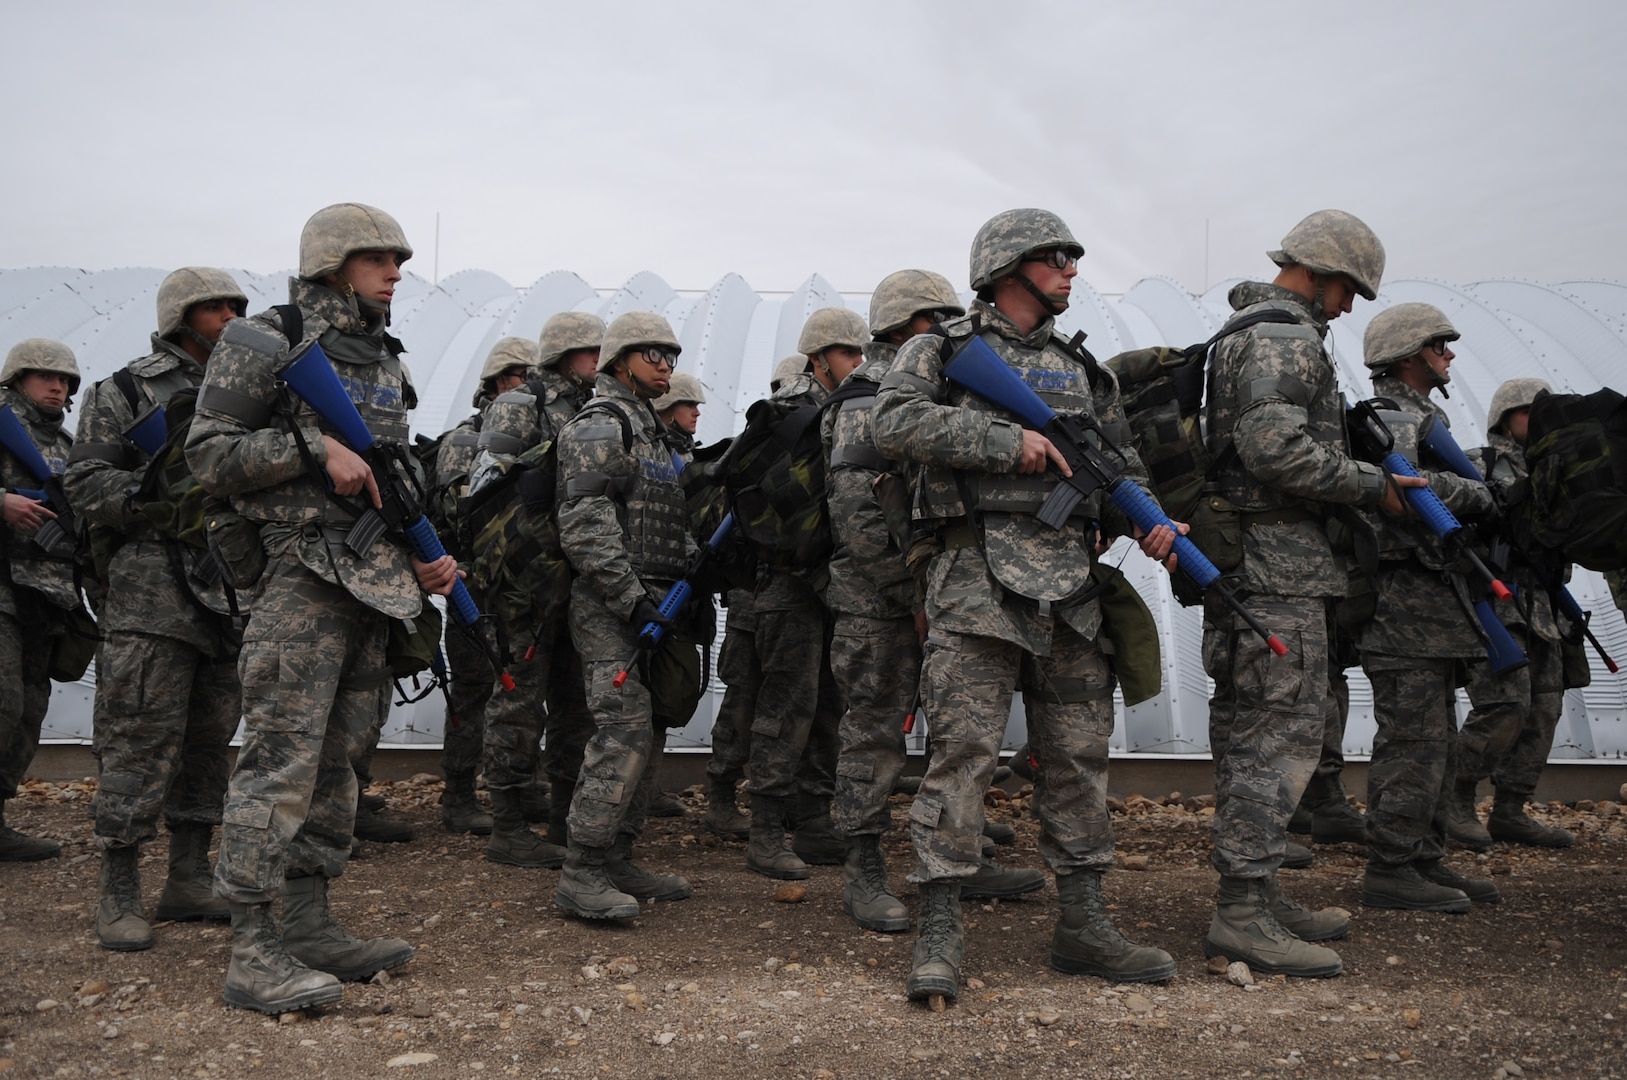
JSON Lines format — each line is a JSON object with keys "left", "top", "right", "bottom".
{"left": 223, "top": 901, "right": 343, "bottom": 1014}
{"left": 960, "top": 856, "right": 1046, "bottom": 900}
{"left": 703, "top": 779, "right": 750, "bottom": 839}
{"left": 485, "top": 788, "right": 566, "bottom": 868}
{"left": 1259, "top": 873, "right": 1348, "bottom": 941}
{"left": 358, "top": 791, "right": 387, "bottom": 813}
{"left": 555, "top": 842, "right": 641, "bottom": 919}
{"left": 1360, "top": 862, "right": 1471, "bottom": 913}
{"left": 843, "top": 834, "right": 909, "bottom": 932}
{"left": 282, "top": 874, "right": 413, "bottom": 981}
{"left": 605, "top": 834, "right": 691, "bottom": 901}
{"left": 547, "top": 796, "right": 571, "bottom": 848}
{"left": 1050, "top": 870, "right": 1177, "bottom": 982}
{"left": 906, "top": 881, "right": 964, "bottom": 1002}
{"left": 520, "top": 779, "right": 552, "bottom": 825}
{"left": 352, "top": 796, "right": 414, "bottom": 843}
{"left": 647, "top": 789, "right": 687, "bottom": 818}
{"left": 439, "top": 770, "right": 493, "bottom": 835}
{"left": 155, "top": 824, "right": 229, "bottom": 922}
{"left": 982, "top": 820, "right": 1016, "bottom": 846}
{"left": 747, "top": 796, "right": 809, "bottom": 880}
{"left": 1282, "top": 840, "right": 1314, "bottom": 869}
{"left": 1487, "top": 798, "right": 1574, "bottom": 848}
{"left": 792, "top": 812, "right": 848, "bottom": 866}
{"left": 96, "top": 844, "right": 153, "bottom": 951}
{"left": 0, "top": 799, "right": 59, "bottom": 861}
{"left": 1311, "top": 800, "right": 1367, "bottom": 846}
{"left": 1416, "top": 858, "right": 1501, "bottom": 904}
{"left": 1443, "top": 780, "right": 1493, "bottom": 850}
{"left": 1287, "top": 803, "right": 1315, "bottom": 836}
{"left": 1205, "top": 876, "right": 1343, "bottom": 978}
{"left": 1006, "top": 744, "right": 1036, "bottom": 784}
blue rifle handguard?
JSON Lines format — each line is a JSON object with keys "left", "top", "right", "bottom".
{"left": 0, "top": 405, "right": 57, "bottom": 484}
{"left": 124, "top": 404, "right": 169, "bottom": 458}
{"left": 615, "top": 513, "right": 737, "bottom": 688}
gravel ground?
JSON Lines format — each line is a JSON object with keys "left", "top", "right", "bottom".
{"left": 2, "top": 775, "right": 1624, "bottom": 1079}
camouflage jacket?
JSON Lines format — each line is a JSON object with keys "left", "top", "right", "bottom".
{"left": 820, "top": 341, "right": 915, "bottom": 619}
{"left": 0, "top": 386, "right": 76, "bottom": 616}
{"left": 1206, "top": 281, "right": 1388, "bottom": 599}
{"left": 755, "top": 371, "right": 831, "bottom": 611}
{"left": 63, "top": 337, "right": 237, "bottom": 648}
{"left": 470, "top": 367, "right": 589, "bottom": 492}
{"left": 431, "top": 397, "right": 489, "bottom": 532}
{"left": 1466, "top": 432, "right": 1561, "bottom": 642}
{"left": 1358, "top": 376, "right": 1491, "bottom": 659}
{"left": 556, "top": 374, "right": 695, "bottom": 620}
{"left": 185, "top": 278, "right": 423, "bottom": 620}
{"left": 871, "top": 300, "right": 1150, "bottom": 653}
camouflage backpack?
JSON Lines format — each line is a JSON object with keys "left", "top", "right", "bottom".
{"left": 722, "top": 381, "right": 875, "bottom": 570}
{"left": 459, "top": 400, "right": 632, "bottom": 636}
{"left": 1517, "top": 386, "right": 1627, "bottom": 572}
{"left": 1106, "top": 309, "right": 1299, "bottom": 604}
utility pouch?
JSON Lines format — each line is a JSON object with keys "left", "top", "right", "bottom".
{"left": 205, "top": 511, "right": 267, "bottom": 591}
{"left": 386, "top": 602, "right": 444, "bottom": 679}
{"left": 1175, "top": 488, "right": 1241, "bottom": 605}
{"left": 1561, "top": 636, "right": 1593, "bottom": 690}
{"left": 47, "top": 603, "right": 100, "bottom": 682}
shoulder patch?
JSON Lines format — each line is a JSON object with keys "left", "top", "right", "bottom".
{"left": 220, "top": 318, "right": 291, "bottom": 357}
{"left": 493, "top": 386, "right": 538, "bottom": 407}
{"left": 129, "top": 351, "right": 182, "bottom": 378}
{"left": 1254, "top": 321, "right": 1321, "bottom": 343}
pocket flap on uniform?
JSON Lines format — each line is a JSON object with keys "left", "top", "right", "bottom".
{"left": 223, "top": 800, "right": 274, "bottom": 830}
{"left": 908, "top": 796, "right": 943, "bottom": 829}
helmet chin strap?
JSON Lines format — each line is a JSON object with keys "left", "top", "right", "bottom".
{"left": 182, "top": 327, "right": 218, "bottom": 357}
{"left": 1308, "top": 275, "right": 1328, "bottom": 324}
{"left": 1012, "top": 270, "right": 1068, "bottom": 317}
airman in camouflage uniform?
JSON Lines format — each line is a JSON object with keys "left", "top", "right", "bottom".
{"left": 1201, "top": 210, "right": 1415, "bottom": 979}
{"left": 468, "top": 312, "right": 603, "bottom": 868}
{"left": 1354, "top": 303, "right": 1499, "bottom": 912}
{"left": 426, "top": 336, "right": 540, "bottom": 836}
{"left": 0, "top": 339, "right": 81, "bottom": 863}
{"left": 873, "top": 210, "right": 1179, "bottom": 1001}
{"left": 64, "top": 270, "right": 249, "bottom": 950}
{"left": 186, "top": 203, "right": 458, "bottom": 1013}
{"left": 553, "top": 312, "right": 696, "bottom": 919}
{"left": 702, "top": 356, "right": 805, "bottom": 840}
{"left": 1455, "top": 377, "right": 1574, "bottom": 850}
{"left": 742, "top": 310, "right": 863, "bottom": 881}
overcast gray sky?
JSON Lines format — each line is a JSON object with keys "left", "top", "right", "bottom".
{"left": 5, "top": 0, "right": 1625, "bottom": 296}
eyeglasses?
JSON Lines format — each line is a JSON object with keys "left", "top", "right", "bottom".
{"left": 1423, "top": 338, "right": 1453, "bottom": 357}
{"left": 1023, "top": 248, "right": 1078, "bottom": 271}
{"left": 634, "top": 347, "right": 679, "bottom": 370}
{"left": 923, "top": 309, "right": 958, "bottom": 324}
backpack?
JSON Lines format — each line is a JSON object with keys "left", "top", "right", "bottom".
{"left": 1517, "top": 386, "right": 1627, "bottom": 572}
{"left": 722, "top": 380, "right": 875, "bottom": 569}
{"left": 1106, "top": 309, "right": 1300, "bottom": 604}
{"left": 459, "top": 399, "right": 632, "bottom": 637}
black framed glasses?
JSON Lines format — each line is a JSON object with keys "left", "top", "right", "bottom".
{"left": 1423, "top": 338, "right": 1453, "bottom": 357}
{"left": 1023, "top": 248, "right": 1078, "bottom": 271}
{"left": 635, "top": 347, "right": 679, "bottom": 370}
{"left": 923, "top": 309, "right": 958, "bottom": 324}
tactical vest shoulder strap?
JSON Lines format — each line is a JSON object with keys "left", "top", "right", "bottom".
{"left": 1203, "top": 307, "right": 1314, "bottom": 478}
{"left": 1049, "top": 328, "right": 1108, "bottom": 394}
{"left": 273, "top": 304, "right": 304, "bottom": 346}
{"left": 111, "top": 367, "right": 142, "bottom": 414}
{"left": 574, "top": 397, "right": 636, "bottom": 452}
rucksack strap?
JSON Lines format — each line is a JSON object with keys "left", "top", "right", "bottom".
{"left": 1203, "top": 307, "right": 1310, "bottom": 479}
{"left": 111, "top": 367, "right": 142, "bottom": 415}
{"left": 274, "top": 304, "right": 304, "bottom": 346}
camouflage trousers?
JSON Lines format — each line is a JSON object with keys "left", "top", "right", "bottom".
{"left": 1460, "top": 627, "right": 1563, "bottom": 800}
{"left": 213, "top": 555, "right": 389, "bottom": 904}
{"left": 0, "top": 608, "right": 53, "bottom": 800}
{"left": 744, "top": 585, "right": 840, "bottom": 809}
{"left": 705, "top": 603, "right": 757, "bottom": 790}
{"left": 908, "top": 623, "right": 1114, "bottom": 884}
{"left": 566, "top": 583, "right": 662, "bottom": 849}
{"left": 1301, "top": 626, "right": 1359, "bottom": 811}
{"left": 482, "top": 618, "right": 592, "bottom": 795}
{"left": 92, "top": 629, "right": 240, "bottom": 846}
{"left": 830, "top": 613, "right": 920, "bottom": 837}
{"left": 440, "top": 618, "right": 494, "bottom": 777}
{"left": 1362, "top": 653, "right": 1458, "bottom": 866}
{"left": 1204, "top": 596, "right": 1329, "bottom": 878}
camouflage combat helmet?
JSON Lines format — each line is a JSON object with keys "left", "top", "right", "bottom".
{"left": 1, "top": 338, "right": 81, "bottom": 394}
{"left": 1362, "top": 302, "right": 1460, "bottom": 372}
{"left": 477, "top": 337, "right": 540, "bottom": 405}
{"left": 1268, "top": 209, "right": 1385, "bottom": 301}
{"left": 796, "top": 307, "right": 868, "bottom": 356}
{"left": 771, "top": 354, "right": 807, "bottom": 392}
{"left": 299, "top": 202, "right": 413, "bottom": 280}
{"left": 599, "top": 312, "right": 680, "bottom": 373}
{"left": 653, "top": 371, "right": 707, "bottom": 412}
{"left": 868, "top": 269, "right": 964, "bottom": 338}
{"left": 969, "top": 209, "right": 1083, "bottom": 293}
{"left": 1488, "top": 377, "right": 1552, "bottom": 433}
{"left": 538, "top": 311, "right": 607, "bottom": 369}
{"left": 156, "top": 267, "right": 248, "bottom": 340}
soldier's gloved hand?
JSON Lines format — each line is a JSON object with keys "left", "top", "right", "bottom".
{"left": 629, "top": 598, "right": 674, "bottom": 638}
